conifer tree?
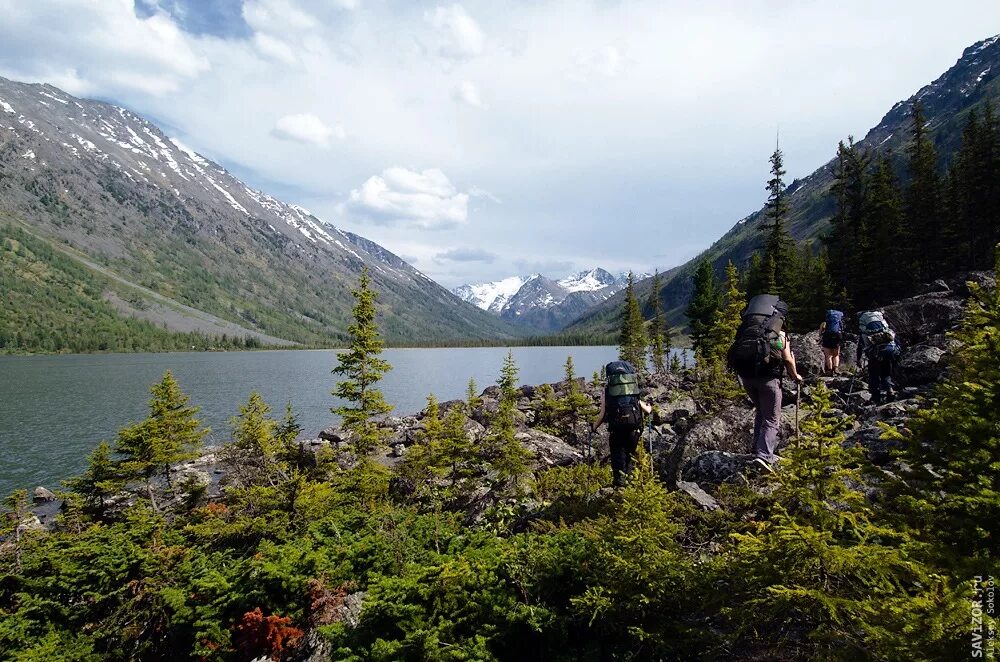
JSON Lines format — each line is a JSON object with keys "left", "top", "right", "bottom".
{"left": 697, "top": 261, "right": 745, "bottom": 401}
{"left": 685, "top": 260, "right": 721, "bottom": 354}
{"left": 401, "top": 395, "right": 444, "bottom": 496}
{"left": 645, "top": 270, "right": 670, "bottom": 374}
{"left": 864, "top": 154, "right": 907, "bottom": 305}
{"left": 65, "top": 441, "right": 121, "bottom": 517}
{"left": 465, "top": 377, "right": 482, "bottom": 413}
{"left": 905, "top": 101, "right": 943, "bottom": 281}
{"left": 668, "top": 352, "right": 682, "bottom": 374}
{"left": 760, "top": 145, "right": 800, "bottom": 306}
{"left": 895, "top": 248, "right": 1000, "bottom": 562}
{"left": 618, "top": 272, "right": 648, "bottom": 370}
{"left": 489, "top": 350, "right": 532, "bottom": 492}
{"left": 728, "top": 383, "right": 967, "bottom": 657}
{"left": 332, "top": 267, "right": 393, "bottom": 455}
{"left": 556, "top": 356, "right": 598, "bottom": 447}
{"left": 114, "top": 371, "right": 207, "bottom": 510}
{"left": 439, "top": 404, "right": 475, "bottom": 494}
{"left": 222, "top": 392, "right": 296, "bottom": 488}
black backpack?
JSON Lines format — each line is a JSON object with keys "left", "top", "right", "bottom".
{"left": 727, "top": 295, "right": 788, "bottom": 379}
{"left": 604, "top": 361, "right": 643, "bottom": 432}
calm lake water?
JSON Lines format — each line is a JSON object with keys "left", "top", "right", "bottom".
{"left": 0, "top": 346, "right": 621, "bottom": 496}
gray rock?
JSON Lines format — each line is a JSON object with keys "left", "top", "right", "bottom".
{"left": 897, "top": 345, "right": 945, "bottom": 386}
{"left": 882, "top": 293, "right": 964, "bottom": 345}
{"left": 654, "top": 395, "right": 697, "bottom": 424}
{"left": 676, "top": 481, "right": 720, "bottom": 510}
{"left": 682, "top": 450, "right": 757, "bottom": 485}
{"left": 515, "top": 430, "right": 583, "bottom": 469}
{"left": 32, "top": 486, "right": 56, "bottom": 503}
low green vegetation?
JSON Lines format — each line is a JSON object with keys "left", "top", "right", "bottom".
{"left": 1, "top": 265, "right": 997, "bottom": 660}
{"left": 0, "top": 224, "right": 265, "bottom": 354}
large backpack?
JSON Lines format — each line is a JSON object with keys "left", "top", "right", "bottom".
{"left": 727, "top": 294, "right": 788, "bottom": 379}
{"left": 825, "top": 309, "right": 844, "bottom": 334}
{"left": 604, "top": 361, "right": 643, "bottom": 432}
{"left": 859, "top": 311, "right": 895, "bottom": 348}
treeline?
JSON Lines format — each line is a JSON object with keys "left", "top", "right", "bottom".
{"left": 687, "top": 96, "right": 1000, "bottom": 334}
{"left": 0, "top": 224, "right": 267, "bottom": 354}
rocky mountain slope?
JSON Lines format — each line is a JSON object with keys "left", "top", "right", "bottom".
{"left": 0, "top": 77, "right": 519, "bottom": 346}
{"left": 455, "top": 268, "right": 635, "bottom": 332}
{"left": 565, "top": 34, "right": 1000, "bottom": 337}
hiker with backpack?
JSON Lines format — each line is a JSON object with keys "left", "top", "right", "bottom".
{"left": 592, "top": 360, "right": 652, "bottom": 487}
{"left": 856, "top": 311, "right": 901, "bottom": 404}
{"left": 818, "top": 309, "right": 845, "bottom": 376}
{"left": 727, "top": 294, "right": 804, "bottom": 472}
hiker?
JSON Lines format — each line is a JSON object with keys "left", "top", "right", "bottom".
{"left": 856, "top": 311, "right": 901, "bottom": 404}
{"left": 592, "top": 360, "right": 652, "bottom": 487}
{"left": 727, "top": 294, "right": 804, "bottom": 471}
{"left": 818, "top": 309, "right": 845, "bottom": 376}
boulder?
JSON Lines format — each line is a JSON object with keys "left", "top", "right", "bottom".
{"left": 676, "top": 481, "right": 720, "bottom": 511}
{"left": 515, "top": 430, "right": 583, "bottom": 469}
{"left": 653, "top": 395, "right": 697, "bottom": 424}
{"left": 32, "top": 486, "right": 56, "bottom": 503}
{"left": 790, "top": 331, "right": 857, "bottom": 378}
{"left": 681, "top": 451, "right": 757, "bottom": 485}
{"left": 680, "top": 405, "right": 755, "bottom": 455}
{"left": 897, "top": 345, "right": 945, "bottom": 386}
{"left": 882, "top": 292, "right": 964, "bottom": 345}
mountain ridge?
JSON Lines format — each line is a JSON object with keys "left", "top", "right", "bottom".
{"left": 564, "top": 34, "right": 1000, "bottom": 337}
{"left": 0, "top": 76, "right": 521, "bottom": 347}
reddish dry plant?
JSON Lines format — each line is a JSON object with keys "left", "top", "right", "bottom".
{"left": 233, "top": 607, "right": 303, "bottom": 660}
{"left": 307, "top": 578, "right": 355, "bottom": 627}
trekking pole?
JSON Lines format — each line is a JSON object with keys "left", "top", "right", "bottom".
{"left": 795, "top": 381, "right": 801, "bottom": 448}
{"left": 587, "top": 427, "right": 593, "bottom": 463}
{"left": 646, "top": 419, "right": 654, "bottom": 478}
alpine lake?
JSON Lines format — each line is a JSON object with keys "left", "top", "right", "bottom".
{"left": 0, "top": 346, "right": 624, "bottom": 497}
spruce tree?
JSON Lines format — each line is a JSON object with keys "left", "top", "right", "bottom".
{"left": 489, "top": 350, "right": 532, "bottom": 492}
{"left": 465, "top": 377, "right": 482, "bottom": 413}
{"left": 114, "top": 371, "right": 207, "bottom": 510}
{"left": 760, "top": 144, "right": 800, "bottom": 307}
{"left": 698, "top": 261, "right": 745, "bottom": 401}
{"left": 65, "top": 441, "right": 121, "bottom": 517}
{"left": 895, "top": 248, "right": 1000, "bottom": 563}
{"left": 332, "top": 267, "right": 393, "bottom": 455}
{"left": 728, "top": 383, "right": 967, "bottom": 658}
{"left": 645, "top": 270, "right": 669, "bottom": 374}
{"left": 685, "top": 260, "right": 721, "bottom": 354}
{"left": 864, "top": 154, "right": 907, "bottom": 305}
{"left": 439, "top": 404, "right": 475, "bottom": 495}
{"left": 618, "top": 272, "right": 648, "bottom": 371}
{"left": 556, "top": 356, "right": 598, "bottom": 447}
{"left": 905, "top": 101, "right": 943, "bottom": 281}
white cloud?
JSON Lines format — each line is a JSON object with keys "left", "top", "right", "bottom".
{"left": 425, "top": 4, "right": 484, "bottom": 61}
{"left": 0, "top": 0, "right": 207, "bottom": 96}
{"left": 243, "top": 0, "right": 318, "bottom": 33}
{"left": 272, "top": 113, "right": 344, "bottom": 147}
{"left": 253, "top": 33, "right": 298, "bottom": 65}
{"left": 453, "top": 80, "right": 485, "bottom": 108}
{"left": 569, "top": 46, "right": 626, "bottom": 81}
{"left": 346, "top": 167, "right": 469, "bottom": 229}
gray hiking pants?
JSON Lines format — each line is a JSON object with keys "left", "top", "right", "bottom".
{"left": 742, "top": 376, "right": 782, "bottom": 462}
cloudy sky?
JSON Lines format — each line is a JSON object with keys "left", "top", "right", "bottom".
{"left": 1, "top": 1, "right": 999, "bottom": 287}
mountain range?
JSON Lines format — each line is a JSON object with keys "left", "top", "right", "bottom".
{"left": 454, "top": 268, "right": 640, "bottom": 332}
{"left": 564, "top": 34, "right": 1000, "bottom": 338}
{"left": 0, "top": 76, "right": 518, "bottom": 347}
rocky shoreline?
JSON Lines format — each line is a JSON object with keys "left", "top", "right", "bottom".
{"left": 21, "top": 270, "right": 991, "bottom": 534}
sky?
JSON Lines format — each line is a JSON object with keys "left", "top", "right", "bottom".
{"left": 1, "top": 1, "right": 999, "bottom": 288}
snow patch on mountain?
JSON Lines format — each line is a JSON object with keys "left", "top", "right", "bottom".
{"left": 453, "top": 276, "right": 527, "bottom": 313}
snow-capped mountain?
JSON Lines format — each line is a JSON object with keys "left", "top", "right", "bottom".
{"left": 453, "top": 276, "right": 529, "bottom": 313}
{"left": 453, "top": 268, "right": 640, "bottom": 332}
{"left": 0, "top": 76, "right": 516, "bottom": 344}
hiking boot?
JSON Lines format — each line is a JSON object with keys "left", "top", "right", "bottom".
{"left": 751, "top": 457, "right": 775, "bottom": 474}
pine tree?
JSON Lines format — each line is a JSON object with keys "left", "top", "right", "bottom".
{"left": 401, "top": 395, "right": 444, "bottom": 495}
{"left": 114, "top": 371, "right": 207, "bottom": 510}
{"left": 864, "top": 154, "right": 908, "bottom": 306}
{"left": 618, "top": 272, "right": 648, "bottom": 370}
{"left": 439, "top": 404, "right": 475, "bottom": 495}
{"left": 645, "top": 270, "right": 669, "bottom": 374}
{"left": 685, "top": 259, "right": 721, "bottom": 354}
{"left": 332, "top": 267, "right": 393, "bottom": 455}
